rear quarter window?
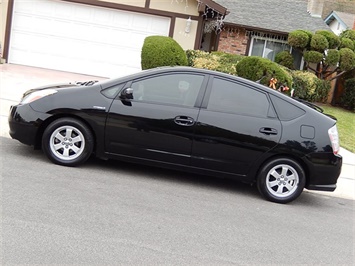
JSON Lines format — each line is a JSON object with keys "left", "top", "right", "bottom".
{"left": 270, "top": 94, "right": 305, "bottom": 121}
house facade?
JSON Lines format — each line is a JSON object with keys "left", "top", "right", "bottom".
{"left": 1, "top": 0, "right": 227, "bottom": 77}
{"left": 213, "top": 0, "right": 330, "bottom": 69}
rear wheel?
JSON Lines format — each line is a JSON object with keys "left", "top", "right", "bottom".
{"left": 257, "top": 158, "right": 305, "bottom": 203}
{"left": 42, "top": 118, "right": 94, "bottom": 166}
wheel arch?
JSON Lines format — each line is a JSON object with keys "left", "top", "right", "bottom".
{"left": 252, "top": 153, "right": 310, "bottom": 186}
{"left": 35, "top": 114, "right": 97, "bottom": 153}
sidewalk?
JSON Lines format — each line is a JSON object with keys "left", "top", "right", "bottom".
{"left": 1, "top": 64, "right": 354, "bottom": 200}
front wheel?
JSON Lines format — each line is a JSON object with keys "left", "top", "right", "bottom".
{"left": 257, "top": 158, "right": 306, "bottom": 203}
{"left": 42, "top": 118, "right": 94, "bottom": 166}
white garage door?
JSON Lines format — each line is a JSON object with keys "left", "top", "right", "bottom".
{"left": 9, "top": 0, "right": 170, "bottom": 77}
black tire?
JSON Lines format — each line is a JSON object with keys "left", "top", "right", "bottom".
{"left": 257, "top": 158, "right": 306, "bottom": 204}
{"left": 42, "top": 118, "right": 94, "bottom": 166}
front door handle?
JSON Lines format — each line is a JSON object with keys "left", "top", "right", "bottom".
{"left": 174, "top": 116, "right": 195, "bottom": 126}
{"left": 259, "top": 127, "right": 278, "bottom": 135}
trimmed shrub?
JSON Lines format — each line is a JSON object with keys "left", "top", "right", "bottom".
{"left": 316, "top": 30, "right": 340, "bottom": 49}
{"left": 291, "top": 71, "right": 330, "bottom": 102}
{"left": 341, "top": 78, "right": 355, "bottom": 111}
{"left": 236, "top": 56, "right": 293, "bottom": 90}
{"left": 340, "top": 29, "right": 355, "bottom": 41}
{"left": 313, "top": 78, "right": 331, "bottom": 103}
{"left": 186, "top": 50, "right": 243, "bottom": 75}
{"left": 291, "top": 71, "right": 318, "bottom": 101}
{"left": 325, "top": 49, "right": 340, "bottom": 66}
{"left": 141, "top": 36, "right": 188, "bottom": 70}
{"left": 275, "top": 51, "right": 294, "bottom": 69}
{"left": 303, "top": 50, "right": 324, "bottom": 64}
{"left": 288, "top": 30, "right": 310, "bottom": 49}
{"left": 340, "top": 37, "right": 355, "bottom": 50}
{"left": 339, "top": 48, "right": 355, "bottom": 71}
{"left": 310, "top": 34, "right": 329, "bottom": 52}
{"left": 186, "top": 49, "right": 209, "bottom": 66}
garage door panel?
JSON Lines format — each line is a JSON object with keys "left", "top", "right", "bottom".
{"left": 9, "top": 0, "right": 170, "bottom": 77}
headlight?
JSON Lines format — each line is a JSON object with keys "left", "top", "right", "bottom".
{"left": 20, "top": 89, "right": 58, "bottom": 104}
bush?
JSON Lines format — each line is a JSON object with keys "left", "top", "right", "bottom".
{"left": 291, "top": 71, "right": 318, "bottom": 100}
{"left": 341, "top": 78, "right": 355, "bottom": 111}
{"left": 186, "top": 50, "right": 243, "bottom": 75}
{"left": 325, "top": 49, "right": 340, "bottom": 66}
{"left": 186, "top": 49, "right": 209, "bottom": 66}
{"left": 339, "top": 48, "right": 355, "bottom": 71}
{"left": 288, "top": 30, "right": 310, "bottom": 49}
{"left": 303, "top": 50, "right": 324, "bottom": 64}
{"left": 236, "top": 56, "right": 293, "bottom": 90}
{"left": 291, "top": 71, "right": 330, "bottom": 102}
{"left": 275, "top": 51, "right": 294, "bottom": 69}
{"left": 141, "top": 36, "right": 188, "bottom": 70}
{"left": 340, "top": 29, "right": 355, "bottom": 41}
{"left": 313, "top": 78, "right": 331, "bottom": 103}
{"left": 316, "top": 30, "right": 340, "bottom": 49}
{"left": 340, "top": 37, "right": 354, "bottom": 50}
{"left": 310, "top": 34, "right": 329, "bottom": 52}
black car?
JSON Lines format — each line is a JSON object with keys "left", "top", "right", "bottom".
{"left": 8, "top": 67, "right": 342, "bottom": 203}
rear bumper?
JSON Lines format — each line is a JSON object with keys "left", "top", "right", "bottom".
{"left": 306, "top": 184, "right": 337, "bottom": 192}
{"left": 304, "top": 152, "right": 342, "bottom": 192}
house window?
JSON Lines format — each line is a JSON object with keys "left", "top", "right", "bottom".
{"left": 249, "top": 36, "right": 304, "bottom": 70}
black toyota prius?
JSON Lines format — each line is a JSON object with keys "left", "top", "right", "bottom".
{"left": 8, "top": 66, "right": 342, "bottom": 203}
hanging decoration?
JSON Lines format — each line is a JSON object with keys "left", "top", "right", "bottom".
{"left": 197, "top": 0, "right": 225, "bottom": 33}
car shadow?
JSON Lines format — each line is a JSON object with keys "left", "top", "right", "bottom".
{"left": 85, "top": 156, "right": 262, "bottom": 201}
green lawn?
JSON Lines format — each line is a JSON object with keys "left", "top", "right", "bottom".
{"left": 317, "top": 104, "right": 355, "bottom": 153}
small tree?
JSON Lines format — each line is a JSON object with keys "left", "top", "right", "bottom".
{"left": 288, "top": 29, "right": 355, "bottom": 81}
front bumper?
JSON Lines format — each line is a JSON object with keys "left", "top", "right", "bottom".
{"left": 8, "top": 104, "right": 50, "bottom": 146}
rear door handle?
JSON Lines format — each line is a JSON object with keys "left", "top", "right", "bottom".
{"left": 259, "top": 127, "right": 278, "bottom": 135}
{"left": 174, "top": 116, "right": 195, "bottom": 126}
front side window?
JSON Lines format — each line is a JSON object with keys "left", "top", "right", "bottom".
{"left": 207, "top": 78, "right": 270, "bottom": 118}
{"left": 130, "top": 74, "right": 204, "bottom": 107}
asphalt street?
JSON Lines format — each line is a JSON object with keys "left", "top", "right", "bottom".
{"left": 1, "top": 136, "right": 355, "bottom": 265}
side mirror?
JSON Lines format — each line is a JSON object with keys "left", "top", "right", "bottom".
{"left": 120, "top": 88, "right": 134, "bottom": 100}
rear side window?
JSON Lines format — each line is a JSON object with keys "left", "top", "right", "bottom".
{"left": 207, "top": 78, "right": 270, "bottom": 118}
{"left": 270, "top": 94, "right": 305, "bottom": 121}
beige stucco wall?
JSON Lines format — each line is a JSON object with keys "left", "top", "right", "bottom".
{"left": 99, "top": 0, "right": 145, "bottom": 7}
{"left": 150, "top": 0, "right": 199, "bottom": 16}
{"left": 0, "top": 0, "right": 8, "bottom": 57}
{"left": 173, "top": 17, "right": 197, "bottom": 50}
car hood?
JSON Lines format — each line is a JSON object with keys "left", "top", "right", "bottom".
{"left": 22, "top": 80, "right": 99, "bottom": 98}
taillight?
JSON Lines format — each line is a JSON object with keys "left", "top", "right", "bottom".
{"left": 328, "top": 125, "right": 340, "bottom": 155}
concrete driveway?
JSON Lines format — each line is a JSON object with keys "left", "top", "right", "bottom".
{"left": 1, "top": 63, "right": 354, "bottom": 200}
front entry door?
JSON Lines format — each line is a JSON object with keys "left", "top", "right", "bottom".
{"left": 105, "top": 72, "right": 207, "bottom": 165}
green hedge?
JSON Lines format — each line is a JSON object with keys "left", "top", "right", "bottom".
{"left": 341, "top": 78, "right": 355, "bottom": 111}
{"left": 186, "top": 50, "right": 243, "bottom": 75}
{"left": 236, "top": 56, "right": 293, "bottom": 91}
{"left": 291, "top": 71, "right": 330, "bottom": 102}
{"left": 275, "top": 51, "right": 294, "bottom": 69}
{"left": 141, "top": 36, "right": 188, "bottom": 70}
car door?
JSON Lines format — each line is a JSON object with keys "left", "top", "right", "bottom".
{"left": 191, "top": 76, "right": 282, "bottom": 177}
{"left": 105, "top": 72, "right": 208, "bottom": 165}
